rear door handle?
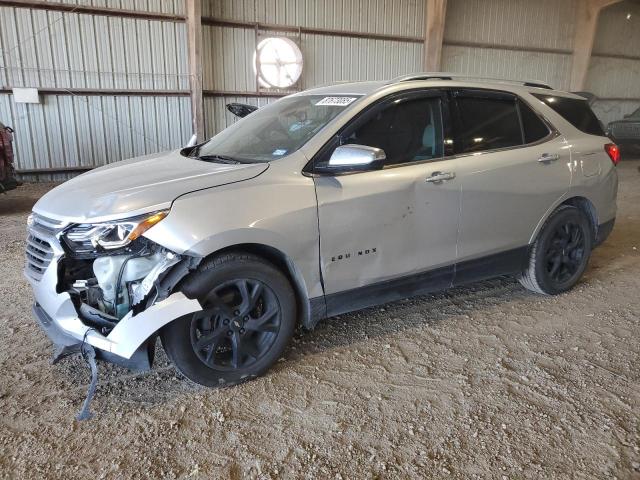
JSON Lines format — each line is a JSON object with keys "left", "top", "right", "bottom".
{"left": 538, "top": 153, "right": 560, "bottom": 163}
{"left": 425, "top": 171, "right": 456, "bottom": 183}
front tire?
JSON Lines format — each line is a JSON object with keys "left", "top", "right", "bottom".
{"left": 519, "top": 205, "right": 592, "bottom": 295}
{"left": 161, "top": 252, "right": 296, "bottom": 387}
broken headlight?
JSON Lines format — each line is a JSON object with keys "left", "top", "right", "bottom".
{"left": 63, "top": 210, "right": 168, "bottom": 254}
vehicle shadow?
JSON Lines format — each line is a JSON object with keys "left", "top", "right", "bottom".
{"left": 288, "top": 276, "right": 529, "bottom": 360}
{"left": 49, "top": 276, "right": 529, "bottom": 413}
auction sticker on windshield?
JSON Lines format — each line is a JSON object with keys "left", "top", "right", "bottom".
{"left": 315, "top": 97, "right": 358, "bottom": 106}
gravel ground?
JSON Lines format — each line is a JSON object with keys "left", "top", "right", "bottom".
{"left": 0, "top": 160, "right": 639, "bottom": 479}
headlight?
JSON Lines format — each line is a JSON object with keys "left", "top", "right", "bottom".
{"left": 64, "top": 210, "right": 168, "bottom": 253}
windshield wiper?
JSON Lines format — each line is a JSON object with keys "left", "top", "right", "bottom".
{"left": 194, "top": 154, "right": 243, "bottom": 164}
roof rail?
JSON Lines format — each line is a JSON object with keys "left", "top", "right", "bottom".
{"left": 392, "top": 73, "right": 455, "bottom": 82}
{"left": 522, "top": 81, "right": 553, "bottom": 90}
{"left": 391, "top": 73, "right": 553, "bottom": 90}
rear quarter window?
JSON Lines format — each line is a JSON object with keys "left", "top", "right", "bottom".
{"left": 518, "top": 99, "right": 551, "bottom": 143}
{"left": 533, "top": 94, "right": 604, "bottom": 136}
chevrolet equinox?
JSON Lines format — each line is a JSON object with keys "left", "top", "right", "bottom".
{"left": 26, "top": 74, "right": 619, "bottom": 387}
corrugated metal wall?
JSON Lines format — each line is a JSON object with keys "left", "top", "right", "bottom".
{"left": 202, "top": 0, "right": 425, "bottom": 37}
{"left": 38, "top": 0, "right": 184, "bottom": 15}
{"left": 442, "top": 46, "right": 573, "bottom": 91}
{"left": 1, "top": 0, "right": 638, "bottom": 180}
{"left": 202, "top": 27, "right": 423, "bottom": 92}
{"left": 588, "top": 0, "right": 640, "bottom": 125}
{"left": 0, "top": 4, "right": 190, "bottom": 179}
{"left": 441, "top": 0, "right": 576, "bottom": 91}
{"left": 0, "top": 6, "right": 188, "bottom": 89}
{"left": 0, "top": 93, "right": 190, "bottom": 171}
{"left": 201, "top": 0, "right": 425, "bottom": 136}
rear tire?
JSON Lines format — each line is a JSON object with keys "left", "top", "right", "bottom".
{"left": 519, "top": 205, "right": 592, "bottom": 295}
{"left": 161, "top": 252, "right": 296, "bottom": 387}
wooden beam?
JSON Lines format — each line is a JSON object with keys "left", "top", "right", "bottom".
{"left": 202, "top": 89, "right": 290, "bottom": 98}
{"left": 0, "top": 0, "right": 185, "bottom": 22}
{"left": 443, "top": 40, "right": 571, "bottom": 56}
{"left": 424, "top": 0, "right": 448, "bottom": 71}
{"left": 201, "top": 17, "right": 423, "bottom": 44}
{"left": 186, "top": 0, "right": 204, "bottom": 142}
{"left": 569, "top": 0, "right": 623, "bottom": 91}
{"left": 0, "top": 87, "right": 189, "bottom": 96}
{"left": 17, "top": 166, "right": 92, "bottom": 174}
{"left": 0, "top": 87, "right": 291, "bottom": 98}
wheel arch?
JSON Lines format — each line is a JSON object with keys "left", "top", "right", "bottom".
{"left": 560, "top": 196, "right": 598, "bottom": 243}
{"left": 529, "top": 195, "right": 598, "bottom": 246}
{"left": 189, "top": 243, "right": 320, "bottom": 330}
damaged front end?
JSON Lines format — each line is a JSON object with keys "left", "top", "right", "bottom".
{"left": 25, "top": 211, "right": 202, "bottom": 372}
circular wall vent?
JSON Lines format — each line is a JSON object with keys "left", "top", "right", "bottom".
{"left": 253, "top": 37, "right": 303, "bottom": 89}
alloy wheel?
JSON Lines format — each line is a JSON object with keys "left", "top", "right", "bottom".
{"left": 544, "top": 221, "right": 586, "bottom": 285}
{"left": 190, "top": 278, "right": 281, "bottom": 371}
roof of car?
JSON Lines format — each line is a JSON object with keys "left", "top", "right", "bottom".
{"left": 296, "top": 74, "right": 586, "bottom": 100}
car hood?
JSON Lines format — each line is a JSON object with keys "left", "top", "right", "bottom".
{"left": 33, "top": 150, "right": 269, "bottom": 223}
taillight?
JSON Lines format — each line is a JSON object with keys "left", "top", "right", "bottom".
{"left": 604, "top": 143, "right": 620, "bottom": 166}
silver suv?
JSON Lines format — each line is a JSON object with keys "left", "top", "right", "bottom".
{"left": 26, "top": 74, "right": 619, "bottom": 387}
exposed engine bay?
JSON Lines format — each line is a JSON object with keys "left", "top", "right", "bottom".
{"left": 55, "top": 214, "right": 200, "bottom": 338}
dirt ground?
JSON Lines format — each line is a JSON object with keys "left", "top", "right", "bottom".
{"left": 0, "top": 160, "right": 639, "bottom": 480}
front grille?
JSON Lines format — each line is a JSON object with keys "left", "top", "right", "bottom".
{"left": 25, "top": 235, "right": 54, "bottom": 280}
{"left": 611, "top": 123, "right": 640, "bottom": 139}
{"left": 31, "top": 213, "right": 66, "bottom": 233}
{"left": 25, "top": 214, "right": 65, "bottom": 282}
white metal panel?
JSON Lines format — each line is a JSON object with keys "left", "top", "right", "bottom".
{"left": 588, "top": 0, "right": 640, "bottom": 126}
{"left": 301, "top": 34, "right": 422, "bottom": 86}
{"left": 586, "top": 57, "right": 640, "bottom": 99}
{"left": 0, "top": 6, "right": 189, "bottom": 90}
{"left": 203, "top": 25, "right": 423, "bottom": 91}
{"left": 593, "top": 1, "right": 640, "bottom": 57}
{"left": 0, "top": 93, "right": 191, "bottom": 173}
{"left": 441, "top": 45, "right": 572, "bottom": 91}
{"left": 38, "top": 0, "right": 185, "bottom": 15}
{"left": 203, "top": 0, "right": 425, "bottom": 38}
{"left": 203, "top": 24, "right": 258, "bottom": 91}
{"left": 444, "top": 0, "right": 576, "bottom": 51}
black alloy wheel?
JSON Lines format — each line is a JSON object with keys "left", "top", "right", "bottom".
{"left": 190, "top": 278, "right": 281, "bottom": 371}
{"left": 161, "top": 253, "right": 296, "bottom": 387}
{"left": 519, "top": 205, "right": 593, "bottom": 295}
{"left": 544, "top": 221, "right": 586, "bottom": 285}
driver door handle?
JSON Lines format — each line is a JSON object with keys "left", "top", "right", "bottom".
{"left": 538, "top": 153, "right": 560, "bottom": 163}
{"left": 426, "top": 171, "right": 456, "bottom": 183}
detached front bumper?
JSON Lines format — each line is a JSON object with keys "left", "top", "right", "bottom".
{"left": 25, "top": 214, "right": 202, "bottom": 368}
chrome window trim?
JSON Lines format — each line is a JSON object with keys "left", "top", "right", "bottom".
{"left": 307, "top": 130, "right": 562, "bottom": 177}
{"left": 305, "top": 88, "right": 561, "bottom": 177}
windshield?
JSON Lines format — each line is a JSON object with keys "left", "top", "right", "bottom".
{"left": 195, "top": 95, "right": 361, "bottom": 163}
{"left": 631, "top": 107, "right": 640, "bottom": 118}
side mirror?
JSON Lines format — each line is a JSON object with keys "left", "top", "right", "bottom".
{"left": 180, "top": 137, "right": 205, "bottom": 157}
{"left": 321, "top": 144, "right": 386, "bottom": 173}
{"left": 227, "top": 103, "right": 258, "bottom": 118}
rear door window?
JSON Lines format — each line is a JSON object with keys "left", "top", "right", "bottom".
{"left": 450, "top": 92, "right": 523, "bottom": 154}
{"left": 533, "top": 94, "right": 604, "bottom": 136}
